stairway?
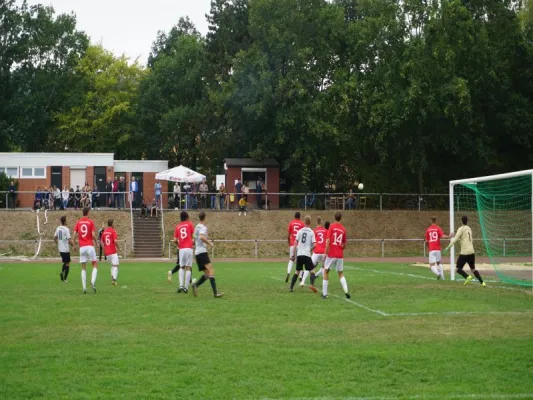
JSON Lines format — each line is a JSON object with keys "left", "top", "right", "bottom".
{"left": 133, "top": 215, "right": 163, "bottom": 258}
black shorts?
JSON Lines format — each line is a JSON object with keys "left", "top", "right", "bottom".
{"left": 195, "top": 253, "right": 211, "bottom": 271}
{"left": 296, "top": 255, "right": 314, "bottom": 272}
{"left": 457, "top": 254, "right": 475, "bottom": 270}
{"left": 60, "top": 252, "right": 71, "bottom": 264}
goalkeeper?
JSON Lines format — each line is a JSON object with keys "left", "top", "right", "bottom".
{"left": 444, "top": 215, "right": 486, "bottom": 287}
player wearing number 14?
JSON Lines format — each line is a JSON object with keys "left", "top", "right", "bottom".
{"left": 323, "top": 212, "right": 350, "bottom": 299}
{"left": 101, "top": 219, "right": 121, "bottom": 286}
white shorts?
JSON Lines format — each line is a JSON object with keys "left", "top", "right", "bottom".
{"left": 179, "top": 248, "right": 193, "bottom": 267}
{"left": 324, "top": 257, "right": 344, "bottom": 272}
{"left": 289, "top": 246, "right": 296, "bottom": 259}
{"left": 107, "top": 253, "right": 119, "bottom": 266}
{"left": 80, "top": 246, "right": 97, "bottom": 264}
{"left": 429, "top": 250, "right": 442, "bottom": 264}
{"left": 311, "top": 253, "right": 325, "bottom": 267}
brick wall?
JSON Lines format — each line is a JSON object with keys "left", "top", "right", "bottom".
{"left": 225, "top": 168, "right": 241, "bottom": 209}
{"left": 266, "top": 167, "right": 280, "bottom": 209}
{"left": 16, "top": 178, "right": 49, "bottom": 207}
{"left": 62, "top": 166, "right": 70, "bottom": 189}
{"left": 86, "top": 167, "right": 94, "bottom": 188}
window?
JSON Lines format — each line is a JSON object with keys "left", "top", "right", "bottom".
{"left": 0, "top": 167, "right": 19, "bottom": 178}
{"left": 19, "top": 167, "right": 46, "bottom": 179}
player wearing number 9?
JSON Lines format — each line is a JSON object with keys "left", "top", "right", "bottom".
{"left": 73, "top": 207, "right": 99, "bottom": 294}
{"left": 323, "top": 211, "right": 350, "bottom": 299}
{"left": 101, "top": 219, "right": 121, "bottom": 286}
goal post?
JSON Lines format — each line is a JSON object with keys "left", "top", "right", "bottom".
{"left": 449, "top": 169, "right": 533, "bottom": 287}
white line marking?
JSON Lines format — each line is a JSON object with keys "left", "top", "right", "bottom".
{"left": 264, "top": 393, "right": 533, "bottom": 400}
{"left": 271, "top": 276, "right": 284, "bottom": 282}
{"left": 332, "top": 295, "right": 389, "bottom": 316}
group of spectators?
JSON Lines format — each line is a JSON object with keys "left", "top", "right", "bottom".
{"left": 33, "top": 184, "right": 100, "bottom": 211}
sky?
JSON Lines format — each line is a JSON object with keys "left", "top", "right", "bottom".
{"left": 22, "top": 0, "right": 212, "bottom": 64}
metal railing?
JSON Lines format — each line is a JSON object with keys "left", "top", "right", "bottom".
{"left": 0, "top": 239, "right": 129, "bottom": 258}
{"left": 166, "top": 238, "right": 532, "bottom": 259}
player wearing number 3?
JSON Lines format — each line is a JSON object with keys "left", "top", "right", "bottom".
{"left": 323, "top": 211, "right": 350, "bottom": 299}
{"left": 425, "top": 216, "right": 452, "bottom": 280}
{"left": 74, "top": 207, "right": 99, "bottom": 294}
{"left": 101, "top": 219, "right": 120, "bottom": 286}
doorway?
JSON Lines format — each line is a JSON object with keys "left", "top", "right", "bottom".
{"left": 51, "top": 166, "right": 62, "bottom": 189}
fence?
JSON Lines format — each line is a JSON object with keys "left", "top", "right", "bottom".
{"left": 0, "top": 240, "right": 129, "bottom": 259}
{"left": 166, "top": 238, "right": 532, "bottom": 259}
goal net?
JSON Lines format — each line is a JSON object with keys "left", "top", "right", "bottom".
{"left": 450, "top": 170, "right": 533, "bottom": 287}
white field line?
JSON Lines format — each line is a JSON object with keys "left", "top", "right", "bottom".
{"left": 345, "top": 265, "right": 532, "bottom": 293}
{"left": 264, "top": 393, "right": 533, "bottom": 400}
{"left": 331, "top": 295, "right": 389, "bottom": 316}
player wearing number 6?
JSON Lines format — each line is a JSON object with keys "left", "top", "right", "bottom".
{"left": 444, "top": 215, "right": 486, "bottom": 287}
{"left": 323, "top": 212, "right": 350, "bottom": 299}
{"left": 168, "top": 211, "right": 194, "bottom": 293}
{"left": 101, "top": 219, "right": 120, "bottom": 286}
{"left": 425, "top": 217, "right": 452, "bottom": 280}
{"left": 73, "top": 207, "right": 99, "bottom": 294}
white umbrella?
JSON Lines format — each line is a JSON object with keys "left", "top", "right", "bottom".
{"left": 155, "top": 165, "right": 206, "bottom": 183}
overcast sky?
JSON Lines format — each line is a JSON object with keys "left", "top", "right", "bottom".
{"left": 22, "top": 0, "right": 212, "bottom": 64}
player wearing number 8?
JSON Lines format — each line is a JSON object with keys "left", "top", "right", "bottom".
{"left": 424, "top": 217, "right": 452, "bottom": 280}
{"left": 73, "top": 207, "right": 98, "bottom": 294}
{"left": 168, "top": 211, "right": 195, "bottom": 293}
{"left": 289, "top": 216, "right": 316, "bottom": 292}
{"left": 323, "top": 212, "right": 350, "bottom": 299}
{"left": 101, "top": 219, "right": 121, "bottom": 286}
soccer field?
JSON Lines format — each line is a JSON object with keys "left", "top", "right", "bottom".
{"left": 0, "top": 261, "right": 532, "bottom": 400}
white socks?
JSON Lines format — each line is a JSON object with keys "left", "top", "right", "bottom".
{"left": 315, "top": 268, "right": 322, "bottom": 277}
{"left": 322, "top": 279, "right": 328, "bottom": 296}
{"left": 91, "top": 268, "right": 98, "bottom": 285}
{"left": 438, "top": 264, "right": 444, "bottom": 279}
{"left": 301, "top": 270, "right": 309, "bottom": 285}
{"left": 81, "top": 269, "right": 87, "bottom": 290}
{"left": 430, "top": 265, "right": 440, "bottom": 277}
{"left": 111, "top": 266, "right": 118, "bottom": 280}
{"left": 287, "top": 260, "right": 293, "bottom": 275}
{"left": 340, "top": 276, "right": 348, "bottom": 294}
{"left": 185, "top": 270, "right": 192, "bottom": 289}
{"left": 178, "top": 268, "right": 185, "bottom": 288}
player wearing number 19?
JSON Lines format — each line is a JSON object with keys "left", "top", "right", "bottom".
{"left": 101, "top": 219, "right": 120, "bottom": 286}
{"left": 168, "top": 211, "right": 194, "bottom": 293}
{"left": 323, "top": 212, "right": 350, "bottom": 299}
{"left": 425, "top": 217, "right": 452, "bottom": 280}
{"left": 73, "top": 207, "right": 99, "bottom": 294}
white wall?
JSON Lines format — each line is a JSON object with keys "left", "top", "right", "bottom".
{"left": 113, "top": 160, "right": 168, "bottom": 173}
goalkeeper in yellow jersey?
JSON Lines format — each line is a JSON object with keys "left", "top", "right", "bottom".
{"left": 444, "top": 215, "right": 486, "bottom": 287}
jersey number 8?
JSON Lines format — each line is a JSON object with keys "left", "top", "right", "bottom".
{"left": 179, "top": 227, "right": 188, "bottom": 239}
{"left": 301, "top": 232, "right": 307, "bottom": 244}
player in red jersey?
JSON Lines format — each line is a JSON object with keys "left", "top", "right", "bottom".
{"left": 323, "top": 211, "right": 350, "bottom": 299}
{"left": 73, "top": 207, "right": 98, "bottom": 294}
{"left": 285, "top": 212, "right": 305, "bottom": 282}
{"left": 168, "top": 211, "right": 195, "bottom": 293}
{"left": 101, "top": 218, "right": 121, "bottom": 286}
{"left": 425, "top": 216, "right": 452, "bottom": 280}
{"left": 309, "top": 219, "right": 330, "bottom": 281}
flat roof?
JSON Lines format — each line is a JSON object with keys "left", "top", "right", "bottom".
{"left": 224, "top": 158, "right": 279, "bottom": 168}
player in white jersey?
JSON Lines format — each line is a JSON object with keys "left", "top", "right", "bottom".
{"left": 289, "top": 216, "right": 317, "bottom": 293}
{"left": 54, "top": 216, "right": 75, "bottom": 283}
{"left": 444, "top": 215, "right": 485, "bottom": 287}
{"left": 191, "top": 211, "right": 224, "bottom": 298}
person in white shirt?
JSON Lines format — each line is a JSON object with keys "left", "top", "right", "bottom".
{"left": 54, "top": 216, "right": 75, "bottom": 282}
{"left": 62, "top": 186, "right": 69, "bottom": 209}
{"left": 54, "top": 186, "right": 62, "bottom": 210}
{"left": 289, "top": 215, "right": 317, "bottom": 293}
{"left": 173, "top": 183, "right": 181, "bottom": 209}
{"left": 191, "top": 211, "right": 223, "bottom": 298}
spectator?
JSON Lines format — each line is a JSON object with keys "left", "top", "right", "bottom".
{"left": 238, "top": 196, "right": 247, "bottom": 216}
{"left": 8, "top": 181, "right": 16, "bottom": 210}
{"left": 106, "top": 178, "right": 113, "bottom": 208}
{"left": 92, "top": 186, "right": 100, "bottom": 209}
{"left": 154, "top": 179, "right": 162, "bottom": 208}
{"left": 68, "top": 188, "right": 75, "bottom": 208}
{"left": 150, "top": 198, "right": 158, "bottom": 217}
{"left": 118, "top": 177, "right": 125, "bottom": 209}
{"left": 130, "top": 176, "right": 139, "bottom": 209}
{"left": 256, "top": 176, "right": 263, "bottom": 210}
{"left": 80, "top": 192, "right": 90, "bottom": 209}
{"left": 346, "top": 189, "right": 355, "bottom": 210}
{"left": 183, "top": 182, "right": 191, "bottom": 209}
{"left": 140, "top": 198, "right": 148, "bottom": 218}
{"left": 217, "top": 182, "right": 226, "bottom": 211}
{"left": 62, "top": 186, "right": 69, "bottom": 210}
{"left": 75, "top": 185, "right": 82, "bottom": 209}
{"left": 210, "top": 178, "right": 217, "bottom": 210}
{"left": 33, "top": 187, "right": 42, "bottom": 211}
{"left": 191, "top": 182, "right": 198, "bottom": 210}
{"left": 173, "top": 182, "right": 181, "bottom": 209}
{"left": 82, "top": 185, "right": 92, "bottom": 209}
{"left": 42, "top": 187, "right": 51, "bottom": 210}
{"left": 242, "top": 181, "right": 250, "bottom": 202}
{"left": 98, "top": 222, "right": 106, "bottom": 261}
{"left": 112, "top": 177, "right": 119, "bottom": 209}
{"left": 54, "top": 185, "right": 62, "bottom": 210}
{"left": 235, "top": 179, "right": 243, "bottom": 202}
{"left": 199, "top": 179, "right": 208, "bottom": 209}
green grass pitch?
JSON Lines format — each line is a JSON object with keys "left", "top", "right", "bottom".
{"left": 0, "top": 261, "right": 532, "bottom": 399}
